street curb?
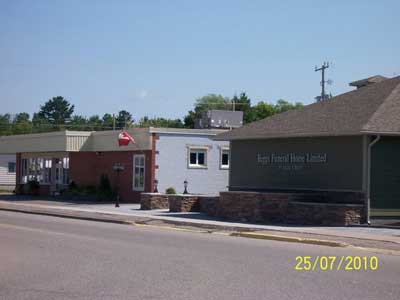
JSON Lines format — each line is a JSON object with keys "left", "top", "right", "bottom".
{"left": 348, "top": 245, "right": 400, "bottom": 256}
{"left": 1, "top": 205, "right": 350, "bottom": 248}
{"left": 230, "top": 232, "right": 348, "bottom": 247}
{"left": 0, "top": 207, "right": 132, "bottom": 226}
{"left": 1, "top": 202, "right": 399, "bottom": 252}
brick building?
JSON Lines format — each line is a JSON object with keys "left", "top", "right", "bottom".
{"left": 0, "top": 128, "right": 229, "bottom": 202}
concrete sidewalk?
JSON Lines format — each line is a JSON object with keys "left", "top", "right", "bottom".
{"left": 1, "top": 196, "right": 400, "bottom": 253}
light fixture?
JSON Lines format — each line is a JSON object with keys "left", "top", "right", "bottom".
{"left": 154, "top": 179, "right": 159, "bottom": 193}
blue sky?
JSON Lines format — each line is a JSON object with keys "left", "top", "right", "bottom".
{"left": 1, "top": 0, "right": 399, "bottom": 120}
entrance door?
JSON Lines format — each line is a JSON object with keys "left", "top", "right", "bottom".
{"left": 371, "top": 137, "right": 400, "bottom": 215}
{"left": 54, "top": 159, "right": 63, "bottom": 194}
{"left": 133, "top": 154, "right": 145, "bottom": 191}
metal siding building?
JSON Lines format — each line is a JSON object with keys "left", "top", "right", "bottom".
{"left": 151, "top": 128, "right": 229, "bottom": 195}
{"left": 196, "top": 110, "right": 243, "bottom": 129}
{"left": 0, "top": 154, "right": 16, "bottom": 190}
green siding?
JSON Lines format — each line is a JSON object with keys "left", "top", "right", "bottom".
{"left": 230, "top": 136, "right": 364, "bottom": 191}
{"left": 371, "top": 137, "right": 400, "bottom": 209}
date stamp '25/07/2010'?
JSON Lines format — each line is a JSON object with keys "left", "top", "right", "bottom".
{"left": 295, "top": 256, "right": 379, "bottom": 271}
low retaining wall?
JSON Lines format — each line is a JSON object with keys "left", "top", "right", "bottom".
{"left": 216, "top": 192, "right": 290, "bottom": 223}
{"left": 286, "top": 202, "right": 364, "bottom": 225}
{"left": 140, "top": 193, "right": 219, "bottom": 213}
{"left": 215, "top": 191, "right": 365, "bottom": 226}
{"left": 199, "top": 196, "right": 218, "bottom": 216}
{"left": 140, "top": 191, "right": 365, "bottom": 225}
{"left": 140, "top": 193, "right": 169, "bottom": 210}
{"left": 168, "top": 195, "right": 200, "bottom": 212}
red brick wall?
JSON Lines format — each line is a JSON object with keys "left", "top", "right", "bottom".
{"left": 70, "top": 150, "right": 154, "bottom": 203}
{"left": 16, "top": 153, "right": 21, "bottom": 186}
{"left": 15, "top": 153, "right": 22, "bottom": 194}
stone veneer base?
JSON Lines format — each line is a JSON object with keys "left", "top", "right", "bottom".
{"left": 140, "top": 191, "right": 365, "bottom": 226}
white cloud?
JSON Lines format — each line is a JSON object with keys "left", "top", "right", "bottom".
{"left": 137, "top": 90, "right": 148, "bottom": 99}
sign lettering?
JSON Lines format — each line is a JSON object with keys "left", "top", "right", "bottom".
{"left": 257, "top": 153, "right": 327, "bottom": 165}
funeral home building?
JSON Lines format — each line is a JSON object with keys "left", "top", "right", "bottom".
{"left": 215, "top": 75, "right": 400, "bottom": 220}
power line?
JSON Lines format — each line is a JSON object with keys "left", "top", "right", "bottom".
{"left": 315, "top": 62, "right": 330, "bottom": 102}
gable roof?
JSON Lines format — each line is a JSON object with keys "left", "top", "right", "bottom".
{"left": 215, "top": 76, "right": 400, "bottom": 141}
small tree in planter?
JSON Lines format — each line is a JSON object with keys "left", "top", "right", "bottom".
{"left": 97, "top": 174, "right": 114, "bottom": 201}
{"left": 165, "top": 187, "right": 176, "bottom": 195}
{"left": 27, "top": 179, "right": 40, "bottom": 195}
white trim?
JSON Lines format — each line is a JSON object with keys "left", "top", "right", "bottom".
{"left": 219, "top": 148, "right": 230, "bottom": 169}
{"left": 133, "top": 154, "right": 145, "bottom": 191}
{"left": 187, "top": 147, "right": 208, "bottom": 169}
{"left": 7, "top": 161, "right": 16, "bottom": 174}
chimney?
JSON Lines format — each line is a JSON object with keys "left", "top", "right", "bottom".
{"left": 349, "top": 75, "right": 388, "bottom": 89}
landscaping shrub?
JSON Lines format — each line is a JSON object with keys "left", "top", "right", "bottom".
{"left": 97, "top": 174, "right": 114, "bottom": 200}
{"left": 66, "top": 181, "right": 79, "bottom": 194}
{"left": 27, "top": 179, "right": 40, "bottom": 195}
{"left": 165, "top": 187, "right": 176, "bottom": 194}
{"left": 83, "top": 185, "right": 97, "bottom": 195}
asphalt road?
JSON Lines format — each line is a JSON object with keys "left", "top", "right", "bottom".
{"left": 0, "top": 211, "right": 399, "bottom": 300}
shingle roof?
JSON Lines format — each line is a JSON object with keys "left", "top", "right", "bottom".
{"left": 349, "top": 75, "right": 388, "bottom": 88}
{"left": 215, "top": 76, "right": 400, "bottom": 141}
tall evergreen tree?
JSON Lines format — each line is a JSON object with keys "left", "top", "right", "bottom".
{"left": 38, "top": 96, "right": 74, "bottom": 126}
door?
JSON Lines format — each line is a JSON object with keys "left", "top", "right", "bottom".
{"left": 133, "top": 154, "right": 145, "bottom": 191}
{"left": 54, "top": 158, "right": 63, "bottom": 193}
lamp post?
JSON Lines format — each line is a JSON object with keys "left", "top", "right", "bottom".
{"left": 113, "top": 162, "right": 125, "bottom": 207}
{"left": 154, "top": 179, "right": 159, "bottom": 193}
{"left": 183, "top": 179, "right": 188, "bottom": 194}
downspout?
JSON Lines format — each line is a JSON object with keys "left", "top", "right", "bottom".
{"left": 366, "top": 135, "right": 381, "bottom": 225}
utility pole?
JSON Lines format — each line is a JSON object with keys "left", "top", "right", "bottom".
{"left": 112, "top": 114, "right": 116, "bottom": 130}
{"left": 315, "top": 62, "right": 329, "bottom": 102}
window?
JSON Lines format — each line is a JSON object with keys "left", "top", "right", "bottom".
{"left": 20, "top": 157, "right": 68, "bottom": 185}
{"left": 220, "top": 148, "right": 229, "bottom": 169}
{"left": 62, "top": 157, "right": 69, "bottom": 185}
{"left": 27, "top": 158, "right": 39, "bottom": 181}
{"left": 133, "top": 154, "right": 145, "bottom": 191}
{"left": 21, "top": 158, "right": 28, "bottom": 183}
{"left": 42, "top": 159, "right": 52, "bottom": 184}
{"left": 188, "top": 148, "right": 207, "bottom": 168}
{"left": 8, "top": 162, "right": 16, "bottom": 173}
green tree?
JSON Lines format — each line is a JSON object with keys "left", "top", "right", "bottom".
{"left": 231, "top": 92, "right": 252, "bottom": 124}
{"left": 13, "top": 113, "right": 32, "bottom": 134}
{"left": 102, "top": 113, "right": 114, "bottom": 130}
{"left": 184, "top": 94, "right": 231, "bottom": 128}
{"left": 87, "top": 115, "right": 102, "bottom": 131}
{"left": 183, "top": 110, "right": 197, "bottom": 128}
{"left": 116, "top": 110, "right": 133, "bottom": 129}
{"left": 138, "top": 116, "right": 184, "bottom": 128}
{"left": 274, "top": 99, "right": 303, "bottom": 113}
{"left": 250, "top": 101, "right": 276, "bottom": 122}
{"left": 250, "top": 99, "right": 304, "bottom": 122}
{"left": 194, "top": 94, "right": 231, "bottom": 111}
{"left": 32, "top": 113, "right": 51, "bottom": 133}
{"left": 38, "top": 96, "right": 74, "bottom": 126}
{"left": 14, "top": 112, "right": 30, "bottom": 123}
{"left": 69, "top": 115, "right": 88, "bottom": 130}
{"left": 0, "top": 114, "right": 12, "bottom": 136}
